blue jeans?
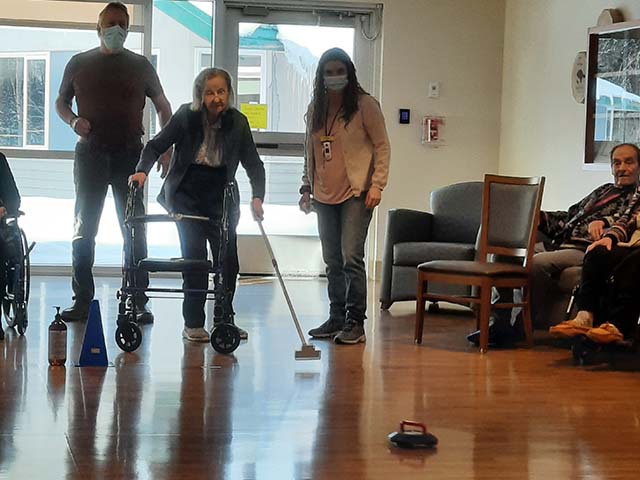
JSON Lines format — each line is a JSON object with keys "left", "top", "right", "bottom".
{"left": 314, "top": 196, "right": 373, "bottom": 325}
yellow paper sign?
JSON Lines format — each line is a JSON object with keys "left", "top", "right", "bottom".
{"left": 240, "top": 103, "right": 268, "bottom": 130}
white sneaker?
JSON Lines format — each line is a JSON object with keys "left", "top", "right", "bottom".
{"left": 182, "top": 327, "right": 210, "bottom": 342}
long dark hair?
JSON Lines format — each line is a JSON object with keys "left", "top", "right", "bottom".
{"left": 309, "top": 48, "right": 368, "bottom": 132}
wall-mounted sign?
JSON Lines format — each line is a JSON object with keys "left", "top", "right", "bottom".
{"left": 240, "top": 103, "right": 268, "bottom": 130}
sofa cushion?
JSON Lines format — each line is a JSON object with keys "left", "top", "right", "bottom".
{"left": 393, "top": 242, "right": 476, "bottom": 266}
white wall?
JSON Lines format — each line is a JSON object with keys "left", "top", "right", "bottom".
{"left": 500, "top": 0, "right": 640, "bottom": 210}
{"left": 362, "top": 0, "right": 506, "bottom": 270}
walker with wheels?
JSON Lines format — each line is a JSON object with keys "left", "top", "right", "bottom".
{"left": 115, "top": 181, "right": 241, "bottom": 354}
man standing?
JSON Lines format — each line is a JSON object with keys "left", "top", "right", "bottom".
{"left": 467, "top": 143, "right": 640, "bottom": 346}
{"left": 55, "top": 2, "right": 172, "bottom": 322}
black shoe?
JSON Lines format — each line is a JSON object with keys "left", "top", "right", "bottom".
{"left": 334, "top": 320, "right": 366, "bottom": 344}
{"left": 466, "top": 324, "right": 522, "bottom": 348}
{"left": 0, "top": 327, "right": 4, "bottom": 341}
{"left": 60, "top": 302, "right": 90, "bottom": 322}
{"left": 308, "top": 318, "right": 344, "bottom": 339}
{"left": 136, "top": 304, "right": 154, "bottom": 324}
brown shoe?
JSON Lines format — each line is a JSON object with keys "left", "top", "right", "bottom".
{"left": 549, "top": 311, "right": 593, "bottom": 338}
{"left": 586, "top": 322, "right": 623, "bottom": 344}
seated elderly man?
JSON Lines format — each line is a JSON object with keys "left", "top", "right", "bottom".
{"left": 551, "top": 188, "right": 640, "bottom": 343}
{"left": 468, "top": 143, "right": 640, "bottom": 347}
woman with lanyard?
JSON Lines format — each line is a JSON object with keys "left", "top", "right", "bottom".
{"left": 299, "top": 48, "right": 391, "bottom": 344}
{"left": 130, "top": 68, "right": 265, "bottom": 343}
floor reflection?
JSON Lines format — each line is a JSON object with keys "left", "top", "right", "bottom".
{"left": 1, "top": 277, "right": 640, "bottom": 479}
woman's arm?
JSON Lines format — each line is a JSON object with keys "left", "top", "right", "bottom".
{"left": 360, "top": 95, "right": 391, "bottom": 192}
{"left": 360, "top": 95, "right": 390, "bottom": 208}
{"left": 136, "top": 105, "right": 187, "bottom": 175}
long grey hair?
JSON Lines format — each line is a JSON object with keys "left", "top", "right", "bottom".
{"left": 190, "top": 67, "right": 235, "bottom": 112}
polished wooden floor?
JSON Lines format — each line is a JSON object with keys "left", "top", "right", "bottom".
{"left": 1, "top": 276, "right": 639, "bottom": 479}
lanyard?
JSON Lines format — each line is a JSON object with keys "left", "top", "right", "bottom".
{"left": 324, "top": 108, "right": 341, "bottom": 137}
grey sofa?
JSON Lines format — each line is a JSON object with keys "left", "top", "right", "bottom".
{"left": 380, "top": 181, "right": 483, "bottom": 309}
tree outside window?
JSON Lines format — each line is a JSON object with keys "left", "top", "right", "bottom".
{"left": 0, "top": 55, "right": 47, "bottom": 148}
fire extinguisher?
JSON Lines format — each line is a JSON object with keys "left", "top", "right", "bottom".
{"left": 428, "top": 118, "right": 439, "bottom": 141}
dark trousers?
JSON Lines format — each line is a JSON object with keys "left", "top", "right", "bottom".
{"left": 174, "top": 165, "right": 239, "bottom": 328}
{"left": 314, "top": 196, "right": 373, "bottom": 324}
{"left": 576, "top": 245, "right": 640, "bottom": 337}
{"left": 72, "top": 141, "right": 148, "bottom": 304}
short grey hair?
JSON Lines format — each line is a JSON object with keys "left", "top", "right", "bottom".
{"left": 191, "top": 67, "right": 235, "bottom": 111}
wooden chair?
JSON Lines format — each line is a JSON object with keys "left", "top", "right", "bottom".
{"left": 414, "top": 174, "right": 545, "bottom": 352}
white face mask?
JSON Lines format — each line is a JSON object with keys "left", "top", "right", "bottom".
{"left": 324, "top": 74, "right": 349, "bottom": 91}
{"left": 101, "top": 25, "right": 127, "bottom": 52}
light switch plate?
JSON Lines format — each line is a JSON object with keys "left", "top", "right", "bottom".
{"left": 428, "top": 81, "right": 440, "bottom": 98}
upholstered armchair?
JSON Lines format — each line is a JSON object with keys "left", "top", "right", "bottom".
{"left": 380, "top": 181, "right": 483, "bottom": 309}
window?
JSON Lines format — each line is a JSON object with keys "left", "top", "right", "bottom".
{"left": 0, "top": 54, "right": 48, "bottom": 148}
{"left": 238, "top": 53, "right": 264, "bottom": 105}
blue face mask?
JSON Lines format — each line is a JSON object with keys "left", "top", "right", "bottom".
{"left": 324, "top": 74, "right": 349, "bottom": 91}
{"left": 102, "top": 25, "right": 127, "bottom": 52}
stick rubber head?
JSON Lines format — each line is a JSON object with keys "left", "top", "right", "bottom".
{"left": 295, "top": 345, "right": 321, "bottom": 360}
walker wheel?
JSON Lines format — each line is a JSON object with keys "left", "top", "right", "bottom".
{"left": 115, "top": 322, "right": 142, "bottom": 352}
{"left": 210, "top": 323, "right": 241, "bottom": 354}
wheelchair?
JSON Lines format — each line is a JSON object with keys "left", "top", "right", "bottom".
{"left": 1, "top": 212, "right": 35, "bottom": 337}
{"left": 564, "top": 273, "right": 640, "bottom": 369}
{"left": 115, "top": 182, "right": 242, "bottom": 354}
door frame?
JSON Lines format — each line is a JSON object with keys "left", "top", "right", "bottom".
{"left": 213, "top": 0, "right": 383, "bottom": 277}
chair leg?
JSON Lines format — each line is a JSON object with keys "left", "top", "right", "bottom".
{"left": 522, "top": 285, "right": 534, "bottom": 347}
{"left": 415, "top": 274, "right": 427, "bottom": 344}
{"left": 478, "top": 282, "right": 492, "bottom": 353}
{"left": 380, "top": 301, "right": 393, "bottom": 310}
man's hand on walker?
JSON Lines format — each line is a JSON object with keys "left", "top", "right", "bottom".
{"left": 129, "top": 172, "right": 147, "bottom": 188}
{"left": 251, "top": 198, "right": 264, "bottom": 221}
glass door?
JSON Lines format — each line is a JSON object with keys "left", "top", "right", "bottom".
{"left": 0, "top": 0, "right": 146, "bottom": 268}
{"left": 215, "top": 1, "right": 378, "bottom": 274}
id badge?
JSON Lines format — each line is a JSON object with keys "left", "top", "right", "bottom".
{"left": 322, "top": 140, "right": 332, "bottom": 161}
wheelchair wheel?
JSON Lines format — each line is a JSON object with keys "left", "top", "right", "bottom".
{"left": 115, "top": 322, "right": 142, "bottom": 352}
{"left": 210, "top": 323, "right": 241, "bottom": 354}
{"left": 2, "top": 298, "right": 27, "bottom": 334}
{"left": 2, "top": 227, "right": 30, "bottom": 333}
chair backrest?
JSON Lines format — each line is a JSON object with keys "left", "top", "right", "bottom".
{"left": 430, "top": 181, "right": 483, "bottom": 243}
{"left": 477, "top": 174, "right": 545, "bottom": 271}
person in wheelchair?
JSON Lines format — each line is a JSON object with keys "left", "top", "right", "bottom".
{"left": 550, "top": 185, "right": 640, "bottom": 344}
{"left": 129, "top": 68, "right": 265, "bottom": 343}
{"left": 1, "top": 152, "right": 23, "bottom": 340}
